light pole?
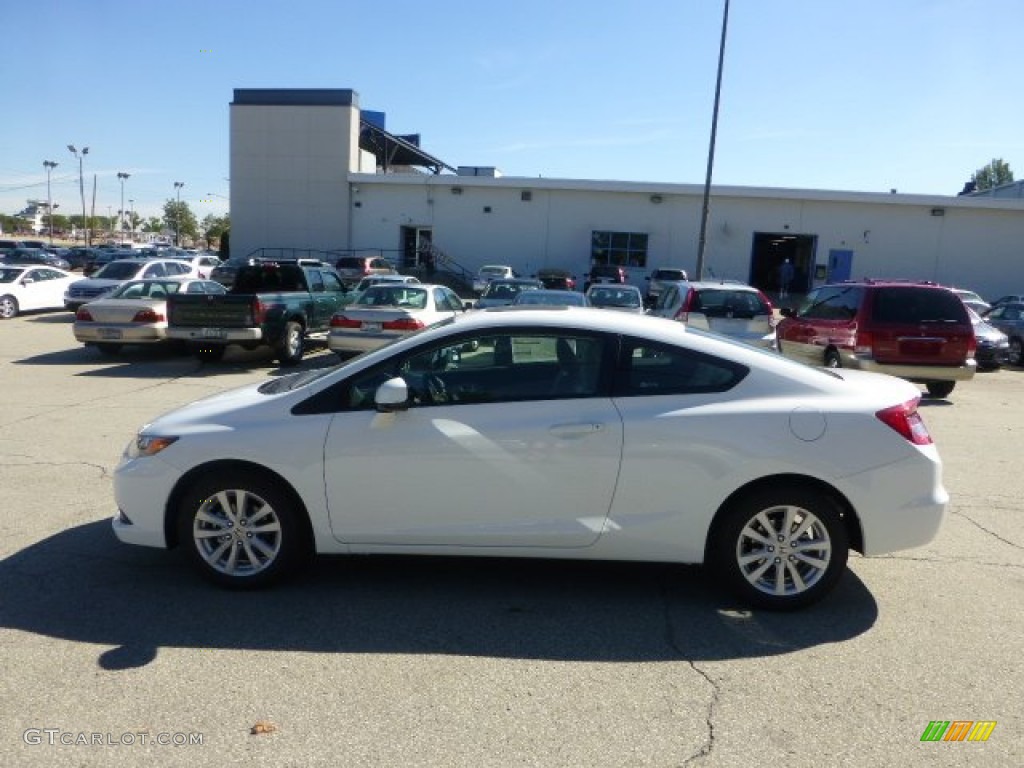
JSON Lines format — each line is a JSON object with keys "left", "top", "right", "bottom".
{"left": 67, "top": 145, "right": 89, "bottom": 245}
{"left": 129, "top": 199, "right": 135, "bottom": 241}
{"left": 43, "top": 160, "right": 58, "bottom": 245}
{"left": 173, "top": 181, "right": 185, "bottom": 246}
{"left": 117, "top": 172, "right": 130, "bottom": 242}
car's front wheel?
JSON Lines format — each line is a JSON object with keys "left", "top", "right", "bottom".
{"left": 925, "top": 381, "right": 956, "bottom": 399}
{"left": 0, "top": 294, "right": 19, "bottom": 319}
{"left": 710, "top": 483, "right": 849, "bottom": 610}
{"left": 1009, "top": 337, "right": 1024, "bottom": 367}
{"left": 177, "top": 469, "right": 310, "bottom": 588}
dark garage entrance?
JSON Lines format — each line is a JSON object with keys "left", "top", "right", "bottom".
{"left": 748, "top": 232, "right": 817, "bottom": 298}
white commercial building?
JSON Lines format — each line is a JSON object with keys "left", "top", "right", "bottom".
{"left": 230, "top": 88, "right": 1024, "bottom": 300}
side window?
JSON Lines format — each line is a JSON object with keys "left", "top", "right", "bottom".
{"left": 144, "top": 263, "right": 166, "bottom": 278}
{"left": 341, "top": 333, "right": 607, "bottom": 410}
{"left": 798, "top": 288, "right": 839, "bottom": 319}
{"left": 615, "top": 337, "right": 748, "bottom": 396}
{"left": 308, "top": 270, "right": 325, "bottom": 293}
{"left": 656, "top": 286, "right": 677, "bottom": 311}
{"left": 320, "top": 271, "right": 344, "bottom": 293}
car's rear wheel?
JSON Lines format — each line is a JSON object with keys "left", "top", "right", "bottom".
{"left": 711, "top": 484, "right": 849, "bottom": 610}
{"left": 276, "top": 321, "right": 304, "bottom": 366}
{"left": 824, "top": 348, "right": 842, "bottom": 368}
{"left": 1009, "top": 338, "right": 1024, "bottom": 367}
{"left": 0, "top": 295, "right": 19, "bottom": 319}
{"left": 177, "top": 469, "right": 310, "bottom": 588}
{"left": 925, "top": 381, "right": 956, "bottom": 399}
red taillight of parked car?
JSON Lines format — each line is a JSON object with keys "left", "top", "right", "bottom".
{"left": 854, "top": 330, "right": 873, "bottom": 356}
{"left": 75, "top": 307, "right": 94, "bottom": 322}
{"left": 330, "top": 315, "right": 362, "bottom": 329}
{"left": 132, "top": 309, "right": 164, "bottom": 323}
{"left": 382, "top": 317, "right": 425, "bottom": 331}
{"left": 251, "top": 298, "right": 268, "bottom": 325}
{"left": 757, "top": 290, "right": 774, "bottom": 315}
{"left": 876, "top": 398, "right": 932, "bottom": 445}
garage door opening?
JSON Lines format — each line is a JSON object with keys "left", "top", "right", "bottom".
{"left": 748, "top": 233, "right": 816, "bottom": 299}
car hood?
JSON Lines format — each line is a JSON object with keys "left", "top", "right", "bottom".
{"left": 70, "top": 278, "right": 123, "bottom": 290}
{"left": 142, "top": 380, "right": 284, "bottom": 437}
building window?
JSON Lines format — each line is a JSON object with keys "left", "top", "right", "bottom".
{"left": 591, "top": 231, "right": 648, "bottom": 268}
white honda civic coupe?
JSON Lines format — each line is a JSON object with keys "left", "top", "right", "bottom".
{"left": 112, "top": 307, "right": 948, "bottom": 609}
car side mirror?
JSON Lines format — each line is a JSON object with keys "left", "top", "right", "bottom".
{"left": 780, "top": 307, "right": 794, "bottom": 318}
{"left": 21, "top": 278, "right": 35, "bottom": 285}
{"left": 375, "top": 377, "right": 410, "bottom": 413}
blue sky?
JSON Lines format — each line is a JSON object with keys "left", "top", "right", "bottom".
{"left": 3, "top": 0, "right": 1021, "bottom": 223}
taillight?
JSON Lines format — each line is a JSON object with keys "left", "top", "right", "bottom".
{"left": 330, "top": 315, "right": 361, "bottom": 329}
{"left": 132, "top": 309, "right": 164, "bottom": 323}
{"left": 251, "top": 298, "right": 267, "bottom": 325}
{"left": 854, "top": 329, "right": 873, "bottom": 356}
{"left": 876, "top": 398, "right": 932, "bottom": 445}
{"left": 757, "top": 290, "right": 774, "bottom": 315}
{"left": 76, "top": 307, "right": 93, "bottom": 321}
{"left": 673, "top": 289, "right": 695, "bottom": 323}
{"left": 966, "top": 331, "right": 977, "bottom": 357}
{"left": 382, "top": 317, "right": 425, "bottom": 331}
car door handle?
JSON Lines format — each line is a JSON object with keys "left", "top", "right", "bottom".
{"left": 549, "top": 423, "right": 605, "bottom": 439}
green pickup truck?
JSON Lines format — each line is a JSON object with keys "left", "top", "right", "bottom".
{"left": 166, "top": 259, "right": 347, "bottom": 365}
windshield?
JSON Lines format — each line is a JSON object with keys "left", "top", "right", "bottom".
{"left": 356, "top": 286, "right": 428, "bottom": 308}
{"left": 94, "top": 261, "right": 142, "bottom": 280}
{"left": 589, "top": 287, "right": 642, "bottom": 307}
{"left": 111, "top": 280, "right": 184, "bottom": 299}
{"left": 483, "top": 282, "right": 536, "bottom": 299}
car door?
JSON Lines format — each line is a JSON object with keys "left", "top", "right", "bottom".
{"left": 323, "top": 330, "right": 623, "bottom": 548}
{"left": 311, "top": 269, "right": 346, "bottom": 327}
{"left": 19, "top": 269, "right": 50, "bottom": 311}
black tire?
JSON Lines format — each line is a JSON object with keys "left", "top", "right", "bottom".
{"left": 710, "top": 483, "right": 849, "bottom": 610}
{"left": 0, "top": 294, "right": 19, "bottom": 319}
{"left": 95, "top": 343, "right": 122, "bottom": 356}
{"left": 1009, "top": 338, "right": 1024, "bottom": 367}
{"left": 925, "top": 381, "right": 955, "bottom": 399}
{"left": 192, "top": 344, "right": 226, "bottom": 362}
{"left": 276, "top": 321, "right": 304, "bottom": 366}
{"left": 176, "top": 469, "right": 311, "bottom": 588}
{"left": 824, "top": 348, "right": 842, "bottom": 368}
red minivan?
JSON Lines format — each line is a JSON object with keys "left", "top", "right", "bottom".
{"left": 776, "top": 280, "right": 976, "bottom": 399}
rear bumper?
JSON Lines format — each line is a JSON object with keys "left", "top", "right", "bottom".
{"left": 847, "top": 356, "right": 977, "bottom": 382}
{"left": 166, "top": 327, "right": 264, "bottom": 343}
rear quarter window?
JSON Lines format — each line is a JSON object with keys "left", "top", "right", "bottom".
{"left": 872, "top": 287, "right": 968, "bottom": 323}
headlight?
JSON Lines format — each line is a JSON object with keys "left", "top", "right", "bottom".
{"left": 125, "top": 434, "right": 178, "bottom": 459}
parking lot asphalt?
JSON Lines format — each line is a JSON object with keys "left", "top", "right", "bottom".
{"left": 0, "top": 313, "right": 1021, "bottom": 768}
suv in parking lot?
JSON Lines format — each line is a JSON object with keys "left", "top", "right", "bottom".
{"left": 645, "top": 267, "right": 689, "bottom": 306}
{"left": 776, "top": 280, "right": 976, "bottom": 398}
{"left": 650, "top": 280, "right": 776, "bottom": 349}
{"left": 334, "top": 255, "right": 397, "bottom": 288}
{"left": 584, "top": 264, "right": 627, "bottom": 291}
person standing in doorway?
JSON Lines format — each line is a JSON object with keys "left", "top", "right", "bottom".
{"left": 779, "top": 258, "right": 795, "bottom": 299}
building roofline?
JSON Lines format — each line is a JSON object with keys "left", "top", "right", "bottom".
{"left": 348, "top": 172, "right": 1024, "bottom": 211}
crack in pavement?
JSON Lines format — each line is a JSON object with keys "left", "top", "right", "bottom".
{"left": 951, "top": 509, "right": 1024, "bottom": 551}
{"left": 873, "top": 553, "right": 1024, "bottom": 568}
{"left": 0, "top": 460, "right": 111, "bottom": 479}
{"left": 659, "top": 582, "right": 719, "bottom": 766}
{"left": 0, "top": 361, "right": 204, "bottom": 429}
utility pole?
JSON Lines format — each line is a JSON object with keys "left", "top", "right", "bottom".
{"left": 695, "top": 0, "right": 730, "bottom": 281}
{"left": 67, "top": 145, "right": 89, "bottom": 246}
